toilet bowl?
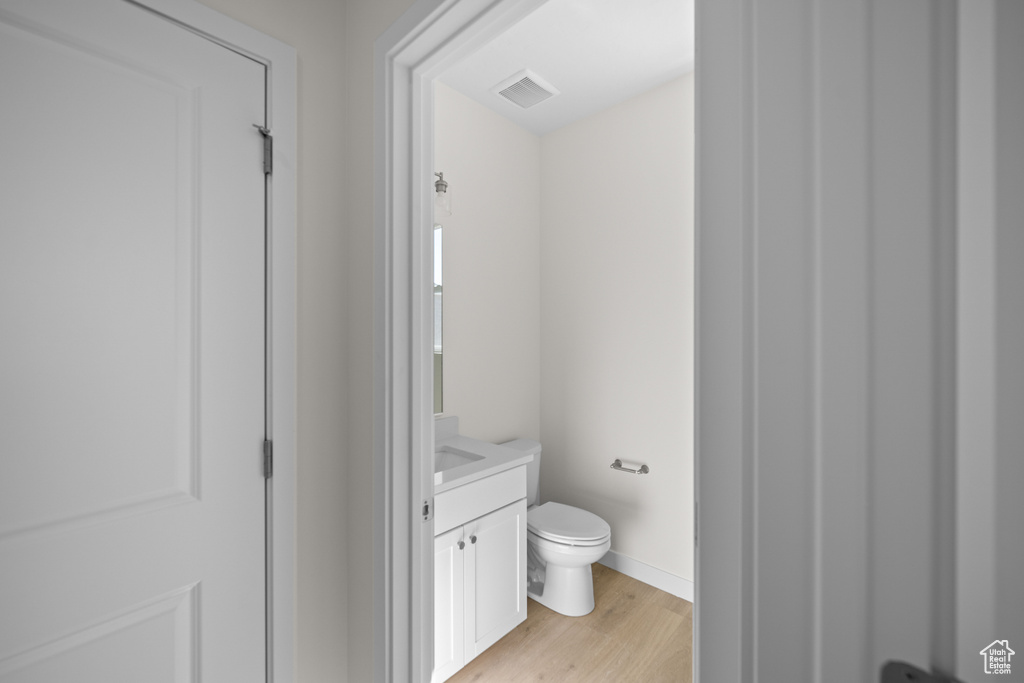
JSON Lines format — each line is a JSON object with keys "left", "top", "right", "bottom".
{"left": 526, "top": 502, "right": 611, "bottom": 616}
{"left": 500, "top": 439, "right": 611, "bottom": 618}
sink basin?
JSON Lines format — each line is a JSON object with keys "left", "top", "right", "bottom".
{"left": 435, "top": 446, "right": 484, "bottom": 474}
{"left": 432, "top": 416, "right": 536, "bottom": 491}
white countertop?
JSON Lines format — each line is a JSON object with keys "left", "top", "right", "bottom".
{"left": 434, "top": 434, "right": 534, "bottom": 493}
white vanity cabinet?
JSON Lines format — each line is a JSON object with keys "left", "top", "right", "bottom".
{"left": 432, "top": 466, "right": 528, "bottom": 683}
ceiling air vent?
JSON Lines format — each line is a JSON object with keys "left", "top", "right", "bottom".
{"left": 492, "top": 70, "right": 560, "bottom": 109}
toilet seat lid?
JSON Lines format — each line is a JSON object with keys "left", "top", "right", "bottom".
{"left": 527, "top": 502, "right": 610, "bottom": 544}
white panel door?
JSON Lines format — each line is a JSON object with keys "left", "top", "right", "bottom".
{"left": 465, "top": 500, "right": 526, "bottom": 661}
{"left": 0, "top": 0, "right": 267, "bottom": 680}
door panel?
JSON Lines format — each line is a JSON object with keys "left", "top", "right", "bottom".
{"left": 0, "top": 0, "right": 266, "bottom": 679}
{"left": 0, "top": 8, "right": 198, "bottom": 536}
{"left": 466, "top": 500, "right": 526, "bottom": 660}
{"left": 432, "top": 526, "right": 465, "bottom": 683}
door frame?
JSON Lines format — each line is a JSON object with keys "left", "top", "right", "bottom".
{"left": 373, "top": 1, "right": 547, "bottom": 680}
{"left": 127, "top": 2, "right": 297, "bottom": 681}
{"left": 374, "top": 1, "right": 686, "bottom": 681}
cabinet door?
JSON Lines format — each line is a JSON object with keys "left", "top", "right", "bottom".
{"left": 465, "top": 499, "right": 527, "bottom": 660}
{"left": 432, "top": 526, "right": 465, "bottom": 683}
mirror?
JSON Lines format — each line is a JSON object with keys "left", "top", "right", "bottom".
{"left": 433, "top": 224, "right": 443, "bottom": 413}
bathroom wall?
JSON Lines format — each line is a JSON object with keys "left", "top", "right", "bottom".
{"left": 540, "top": 74, "right": 695, "bottom": 583}
{"left": 434, "top": 82, "right": 543, "bottom": 444}
{"left": 437, "top": 73, "right": 694, "bottom": 583}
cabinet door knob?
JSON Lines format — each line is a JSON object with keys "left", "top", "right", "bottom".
{"left": 470, "top": 535, "right": 477, "bottom": 544}
{"left": 457, "top": 540, "right": 465, "bottom": 550}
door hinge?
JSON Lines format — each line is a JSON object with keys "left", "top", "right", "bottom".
{"left": 263, "top": 439, "right": 273, "bottom": 479}
{"left": 694, "top": 501, "right": 698, "bottom": 548}
{"left": 253, "top": 124, "right": 272, "bottom": 175}
{"left": 422, "top": 499, "right": 433, "bottom": 522}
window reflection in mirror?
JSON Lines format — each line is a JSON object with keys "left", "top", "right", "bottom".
{"left": 433, "top": 224, "right": 443, "bottom": 414}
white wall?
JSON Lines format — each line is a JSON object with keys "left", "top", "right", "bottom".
{"left": 434, "top": 82, "right": 542, "bottom": 444}
{"left": 344, "top": 2, "right": 418, "bottom": 681}
{"left": 540, "top": 75, "right": 695, "bottom": 583}
{"left": 194, "top": 1, "right": 416, "bottom": 680}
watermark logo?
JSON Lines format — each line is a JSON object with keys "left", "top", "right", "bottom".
{"left": 980, "top": 640, "right": 1015, "bottom": 675}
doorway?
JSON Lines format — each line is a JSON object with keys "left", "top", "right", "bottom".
{"left": 374, "top": 1, "right": 694, "bottom": 680}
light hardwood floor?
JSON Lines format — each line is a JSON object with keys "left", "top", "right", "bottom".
{"left": 449, "top": 564, "right": 693, "bottom": 682}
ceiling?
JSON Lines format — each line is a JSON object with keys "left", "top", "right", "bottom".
{"left": 437, "top": 0, "right": 695, "bottom": 136}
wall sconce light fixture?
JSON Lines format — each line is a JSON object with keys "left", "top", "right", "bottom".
{"left": 434, "top": 171, "right": 451, "bottom": 217}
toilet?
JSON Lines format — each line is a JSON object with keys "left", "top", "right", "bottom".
{"left": 501, "top": 439, "right": 611, "bottom": 617}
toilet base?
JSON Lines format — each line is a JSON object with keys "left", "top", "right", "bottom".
{"left": 527, "top": 562, "right": 597, "bottom": 617}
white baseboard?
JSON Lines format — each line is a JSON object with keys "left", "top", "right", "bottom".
{"left": 597, "top": 550, "right": 694, "bottom": 603}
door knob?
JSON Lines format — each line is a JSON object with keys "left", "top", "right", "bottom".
{"left": 470, "top": 535, "right": 477, "bottom": 544}
{"left": 457, "top": 540, "right": 465, "bottom": 550}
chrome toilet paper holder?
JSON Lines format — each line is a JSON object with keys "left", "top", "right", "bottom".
{"left": 610, "top": 459, "right": 650, "bottom": 475}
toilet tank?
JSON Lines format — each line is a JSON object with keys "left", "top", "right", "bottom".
{"left": 500, "top": 438, "right": 542, "bottom": 507}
